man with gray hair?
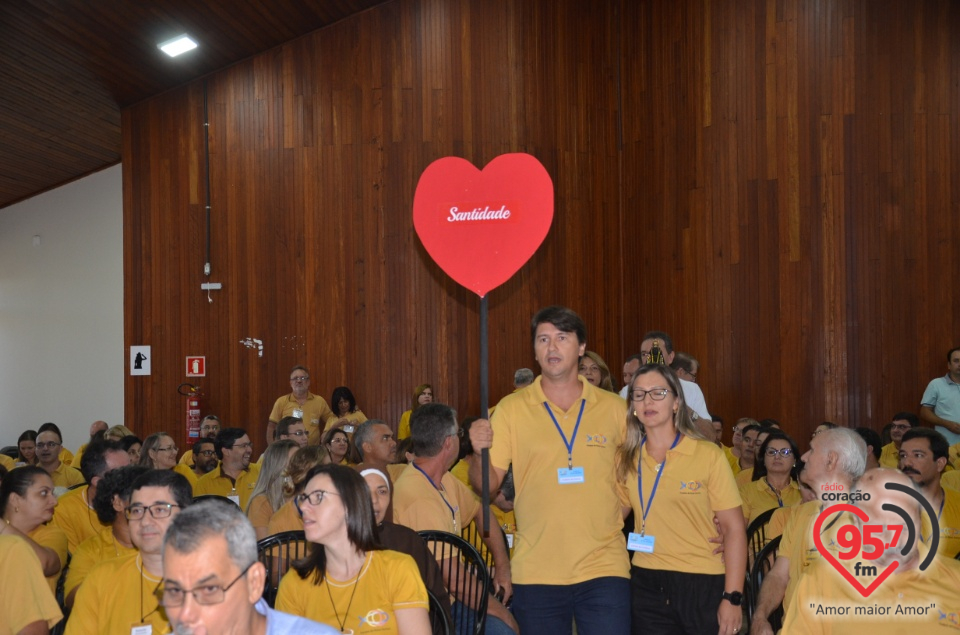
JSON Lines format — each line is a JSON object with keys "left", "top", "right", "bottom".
{"left": 513, "top": 368, "right": 534, "bottom": 389}
{"left": 750, "top": 426, "right": 868, "bottom": 635}
{"left": 161, "top": 500, "right": 337, "bottom": 635}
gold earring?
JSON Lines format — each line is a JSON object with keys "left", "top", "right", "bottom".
{"left": 633, "top": 410, "right": 638, "bottom": 418}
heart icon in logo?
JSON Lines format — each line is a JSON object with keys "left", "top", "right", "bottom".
{"left": 812, "top": 503, "right": 900, "bottom": 597}
{"left": 413, "top": 153, "right": 554, "bottom": 297}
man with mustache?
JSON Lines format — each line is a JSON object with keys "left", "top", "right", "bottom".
{"left": 898, "top": 427, "right": 960, "bottom": 558}
{"left": 879, "top": 412, "right": 919, "bottom": 468}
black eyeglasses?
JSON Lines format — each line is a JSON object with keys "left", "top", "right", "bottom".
{"left": 765, "top": 448, "right": 794, "bottom": 458}
{"left": 125, "top": 503, "right": 181, "bottom": 520}
{"left": 631, "top": 389, "right": 674, "bottom": 402}
{"left": 158, "top": 562, "right": 255, "bottom": 607}
{"left": 295, "top": 489, "right": 341, "bottom": 511}
{"left": 196, "top": 450, "right": 217, "bottom": 457}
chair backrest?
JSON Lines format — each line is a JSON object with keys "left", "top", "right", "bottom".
{"left": 746, "top": 507, "right": 778, "bottom": 557}
{"left": 427, "top": 588, "right": 452, "bottom": 635}
{"left": 418, "top": 530, "right": 491, "bottom": 635}
{"left": 746, "top": 534, "right": 782, "bottom": 629}
{"left": 459, "top": 521, "right": 494, "bottom": 570}
{"left": 256, "top": 530, "right": 309, "bottom": 608}
{"left": 51, "top": 553, "right": 71, "bottom": 635}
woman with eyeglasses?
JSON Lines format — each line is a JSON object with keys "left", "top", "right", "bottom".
{"left": 276, "top": 464, "right": 431, "bottom": 635}
{"left": 138, "top": 432, "right": 179, "bottom": 470}
{"left": 323, "top": 427, "right": 357, "bottom": 466}
{"left": 0, "top": 466, "right": 67, "bottom": 593}
{"left": 616, "top": 363, "right": 746, "bottom": 635}
{"left": 579, "top": 350, "right": 618, "bottom": 392}
{"left": 739, "top": 432, "right": 803, "bottom": 526}
{"left": 246, "top": 439, "right": 298, "bottom": 539}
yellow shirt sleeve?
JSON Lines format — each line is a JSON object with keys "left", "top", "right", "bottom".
{"left": 397, "top": 410, "right": 413, "bottom": 440}
{"left": 28, "top": 523, "right": 69, "bottom": 593}
{"left": 0, "top": 535, "right": 63, "bottom": 634}
{"left": 246, "top": 494, "right": 275, "bottom": 535}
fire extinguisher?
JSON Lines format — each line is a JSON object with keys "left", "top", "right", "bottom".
{"left": 178, "top": 383, "right": 203, "bottom": 441}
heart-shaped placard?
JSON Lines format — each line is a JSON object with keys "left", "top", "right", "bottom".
{"left": 413, "top": 153, "right": 554, "bottom": 297}
{"left": 812, "top": 503, "right": 900, "bottom": 597}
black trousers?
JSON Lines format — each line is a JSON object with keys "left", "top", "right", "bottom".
{"left": 630, "top": 566, "right": 726, "bottom": 635}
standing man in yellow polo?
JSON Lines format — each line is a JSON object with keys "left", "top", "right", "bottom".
{"left": 469, "top": 306, "right": 630, "bottom": 635}
{"left": 195, "top": 428, "right": 261, "bottom": 509}
{"left": 266, "top": 365, "right": 336, "bottom": 445}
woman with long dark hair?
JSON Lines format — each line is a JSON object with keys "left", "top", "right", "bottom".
{"left": 275, "top": 464, "right": 430, "bottom": 635}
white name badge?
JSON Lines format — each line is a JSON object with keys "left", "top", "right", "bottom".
{"left": 506, "top": 533, "right": 514, "bottom": 548}
{"left": 131, "top": 624, "right": 152, "bottom": 635}
{"left": 293, "top": 408, "right": 304, "bottom": 418}
{"left": 557, "top": 466, "right": 585, "bottom": 484}
{"left": 228, "top": 495, "right": 240, "bottom": 505}
{"left": 627, "top": 532, "right": 656, "bottom": 553}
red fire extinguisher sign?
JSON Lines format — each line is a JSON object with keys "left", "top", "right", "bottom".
{"left": 186, "top": 356, "right": 206, "bottom": 377}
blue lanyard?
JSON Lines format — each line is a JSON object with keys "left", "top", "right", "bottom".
{"left": 543, "top": 399, "right": 585, "bottom": 469}
{"left": 412, "top": 463, "right": 457, "bottom": 529}
{"left": 637, "top": 433, "right": 681, "bottom": 536}
{"left": 765, "top": 478, "right": 785, "bottom": 507}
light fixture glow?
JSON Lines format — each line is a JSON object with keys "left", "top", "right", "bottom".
{"left": 158, "top": 34, "right": 198, "bottom": 58}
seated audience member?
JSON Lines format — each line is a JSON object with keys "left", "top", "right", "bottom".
{"left": 65, "top": 465, "right": 150, "bottom": 608}
{"left": 70, "top": 421, "right": 108, "bottom": 469}
{"left": 750, "top": 427, "right": 867, "bottom": 635}
{"left": 398, "top": 383, "right": 434, "bottom": 441}
{"left": 35, "top": 426, "right": 84, "bottom": 489}
{"left": 160, "top": 501, "right": 338, "bottom": 635}
{"left": 276, "top": 465, "right": 430, "bottom": 634}
{"left": 173, "top": 438, "right": 217, "bottom": 488}
{"left": 899, "top": 427, "right": 960, "bottom": 558}
{"left": 0, "top": 466, "right": 67, "bottom": 592}
{"left": 0, "top": 534, "right": 62, "bottom": 635}
{"left": 178, "top": 414, "right": 221, "bottom": 466}
{"left": 330, "top": 386, "right": 369, "bottom": 431}
{"left": 740, "top": 432, "right": 803, "bottom": 526}
{"left": 267, "top": 445, "right": 327, "bottom": 535}
{"left": 246, "top": 439, "right": 298, "bottom": 539}
{"left": 17, "top": 430, "right": 38, "bottom": 466}
{"left": 513, "top": 368, "right": 535, "bottom": 390}
{"left": 669, "top": 351, "right": 700, "bottom": 384}
{"left": 854, "top": 426, "right": 883, "bottom": 469}
{"left": 618, "top": 354, "right": 643, "bottom": 399}
{"left": 764, "top": 480, "right": 818, "bottom": 541}
{"left": 52, "top": 440, "right": 131, "bottom": 552}
{"left": 879, "top": 412, "right": 919, "bottom": 468}
{"left": 711, "top": 415, "right": 724, "bottom": 446}
{"left": 579, "top": 350, "right": 617, "bottom": 392}
{"left": 809, "top": 421, "right": 838, "bottom": 444}
{"left": 119, "top": 435, "right": 143, "bottom": 464}
{"left": 724, "top": 418, "right": 748, "bottom": 472}
{"left": 733, "top": 423, "right": 761, "bottom": 480}
{"left": 38, "top": 422, "right": 75, "bottom": 468}
{"left": 139, "top": 431, "right": 179, "bottom": 470}
{"left": 781, "top": 468, "right": 960, "bottom": 633}
{"left": 275, "top": 416, "right": 310, "bottom": 448}
{"left": 353, "top": 419, "right": 402, "bottom": 521}
{"left": 0, "top": 450, "right": 13, "bottom": 472}
{"left": 395, "top": 437, "right": 415, "bottom": 464}
{"left": 639, "top": 331, "right": 712, "bottom": 421}
{"left": 103, "top": 425, "right": 135, "bottom": 442}
{"left": 362, "top": 468, "right": 453, "bottom": 634}
{"left": 66, "top": 470, "right": 192, "bottom": 635}
{"left": 392, "top": 403, "right": 516, "bottom": 635}
{"left": 268, "top": 365, "right": 337, "bottom": 446}
{"left": 195, "top": 428, "right": 261, "bottom": 509}
{"left": 323, "top": 427, "right": 358, "bottom": 466}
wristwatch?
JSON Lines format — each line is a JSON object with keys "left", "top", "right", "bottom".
{"left": 721, "top": 591, "right": 743, "bottom": 606}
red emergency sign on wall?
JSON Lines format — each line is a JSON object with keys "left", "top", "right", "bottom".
{"left": 186, "top": 356, "right": 206, "bottom": 377}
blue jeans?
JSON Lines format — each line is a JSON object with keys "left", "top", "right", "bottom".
{"left": 451, "top": 599, "right": 515, "bottom": 635}
{"left": 511, "top": 577, "right": 630, "bottom": 635}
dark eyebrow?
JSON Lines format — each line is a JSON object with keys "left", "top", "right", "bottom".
{"left": 196, "top": 574, "right": 220, "bottom": 585}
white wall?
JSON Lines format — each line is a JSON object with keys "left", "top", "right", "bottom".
{"left": 0, "top": 165, "right": 124, "bottom": 454}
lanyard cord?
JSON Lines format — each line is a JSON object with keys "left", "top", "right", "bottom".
{"left": 637, "top": 433, "right": 681, "bottom": 536}
{"left": 412, "top": 463, "right": 457, "bottom": 531}
{"left": 543, "top": 399, "right": 586, "bottom": 469}
{"left": 324, "top": 553, "right": 365, "bottom": 633}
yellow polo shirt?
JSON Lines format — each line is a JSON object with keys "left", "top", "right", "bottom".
{"left": 735, "top": 466, "right": 755, "bottom": 487}
{"left": 924, "top": 486, "right": 960, "bottom": 559}
{"left": 51, "top": 485, "right": 108, "bottom": 553}
{"left": 48, "top": 462, "right": 85, "bottom": 489}
{"left": 0, "top": 535, "right": 62, "bottom": 634}
{"left": 194, "top": 463, "right": 261, "bottom": 510}
{"left": 64, "top": 525, "right": 137, "bottom": 599}
{"left": 489, "top": 375, "right": 629, "bottom": 585}
{"left": 879, "top": 442, "right": 901, "bottom": 469}
{"left": 28, "top": 523, "right": 68, "bottom": 593}
{"left": 943, "top": 470, "right": 960, "bottom": 492}
{"left": 0, "top": 453, "right": 14, "bottom": 471}
{"left": 173, "top": 462, "right": 200, "bottom": 489}
{"left": 739, "top": 477, "right": 802, "bottom": 526}
{"left": 266, "top": 499, "right": 303, "bottom": 535}
{"left": 269, "top": 392, "right": 335, "bottom": 446}
{"left": 393, "top": 463, "right": 479, "bottom": 534}
{"left": 724, "top": 445, "right": 741, "bottom": 475}
{"left": 620, "top": 435, "right": 741, "bottom": 575}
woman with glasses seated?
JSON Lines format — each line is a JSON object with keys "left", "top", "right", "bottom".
{"left": 246, "top": 439, "right": 298, "bottom": 539}
{"left": 616, "top": 363, "right": 746, "bottom": 635}
{"left": 276, "top": 464, "right": 430, "bottom": 635}
{"left": 323, "top": 427, "right": 358, "bottom": 466}
{"left": 138, "top": 431, "right": 179, "bottom": 470}
{"left": 739, "top": 431, "right": 803, "bottom": 526}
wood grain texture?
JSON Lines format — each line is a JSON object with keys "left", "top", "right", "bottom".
{"left": 124, "top": 0, "right": 960, "bottom": 453}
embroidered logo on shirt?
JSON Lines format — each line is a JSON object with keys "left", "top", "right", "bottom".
{"left": 679, "top": 480, "right": 703, "bottom": 492}
{"left": 359, "top": 608, "right": 390, "bottom": 628}
{"left": 585, "top": 434, "right": 608, "bottom": 447}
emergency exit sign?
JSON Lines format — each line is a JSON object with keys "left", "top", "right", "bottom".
{"left": 186, "top": 356, "right": 206, "bottom": 377}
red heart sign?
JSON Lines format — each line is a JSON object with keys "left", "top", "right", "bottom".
{"left": 413, "top": 154, "right": 554, "bottom": 297}
{"left": 812, "top": 503, "right": 900, "bottom": 597}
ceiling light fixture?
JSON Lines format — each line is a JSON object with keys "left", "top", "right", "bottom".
{"left": 158, "top": 34, "right": 198, "bottom": 58}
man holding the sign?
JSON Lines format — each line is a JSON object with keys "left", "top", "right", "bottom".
{"left": 469, "top": 306, "right": 630, "bottom": 635}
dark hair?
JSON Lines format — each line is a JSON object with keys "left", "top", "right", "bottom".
{"left": 641, "top": 331, "right": 674, "bottom": 354}
{"left": 36, "top": 422, "right": 63, "bottom": 443}
{"left": 624, "top": 354, "right": 644, "bottom": 365}
{"left": 120, "top": 435, "right": 142, "bottom": 452}
{"left": 290, "top": 365, "right": 310, "bottom": 377}
{"left": 93, "top": 465, "right": 151, "bottom": 523}
{"left": 752, "top": 432, "right": 802, "bottom": 482}
{"left": 759, "top": 418, "right": 781, "bottom": 429}
{"left": 215, "top": 428, "right": 249, "bottom": 459}
{"left": 79, "top": 440, "right": 127, "bottom": 483}
{"left": 293, "top": 465, "right": 381, "bottom": 584}
{"left": 669, "top": 352, "right": 698, "bottom": 374}
{"left": 854, "top": 427, "right": 883, "bottom": 460}
{"left": 531, "top": 306, "right": 587, "bottom": 347}
{"left": 276, "top": 416, "right": 303, "bottom": 440}
{"left": 712, "top": 415, "right": 724, "bottom": 425}
{"left": 901, "top": 427, "right": 949, "bottom": 461}
{"left": 191, "top": 438, "right": 214, "bottom": 455}
{"left": 0, "top": 466, "right": 50, "bottom": 515}
{"left": 741, "top": 424, "right": 761, "bottom": 437}
{"left": 410, "top": 384, "right": 433, "bottom": 412}
{"left": 394, "top": 437, "right": 413, "bottom": 465}
{"left": 891, "top": 412, "right": 919, "bottom": 428}
{"left": 331, "top": 387, "right": 358, "bottom": 414}
{"left": 948, "top": 347, "right": 960, "bottom": 362}
{"left": 410, "top": 403, "right": 458, "bottom": 458}
{"left": 322, "top": 427, "right": 358, "bottom": 463}
{"left": 130, "top": 469, "right": 193, "bottom": 509}
{"left": 819, "top": 422, "right": 839, "bottom": 430}
{"left": 17, "top": 430, "right": 37, "bottom": 462}
{"left": 458, "top": 417, "right": 479, "bottom": 459}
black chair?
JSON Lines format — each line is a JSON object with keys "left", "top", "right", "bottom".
{"left": 418, "top": 530, "right": 491, "bottom": 635}
{"left": 746, "top": 507, "right": 778, "bottom": 559}
{"left": 746, "top": 535, "right": 782, "bottom": 630}
{"left": 0, "top": 445, "right": 18, "bottom": 460}
{"left": 256, "top": 530, "right": 309, "bottom": 607}
{"left": 192, "top": 494, "right": 239, "bottom": 507}
{"left": 428, "top": 588, "right": 452, "bottom": 635}
{"left": 51, "top": 553, "right": 71, "bottom": 635}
